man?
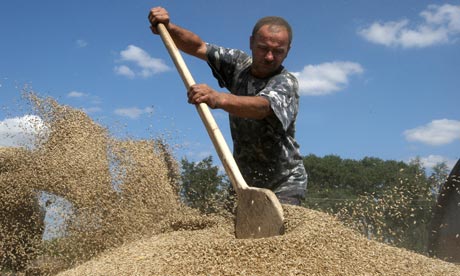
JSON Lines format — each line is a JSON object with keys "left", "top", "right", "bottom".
{"left": 148, "top": 7, "right": 307, "bottom": 205}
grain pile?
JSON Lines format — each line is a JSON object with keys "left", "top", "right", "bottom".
{"left": 58, "top": 205, "right": 459, "bottom": 276}
{"left": 1, "top": 92, "right": 459, "bottom": 275}
{"left": 1, "top": 93, "right": 214, "bottom": 274}
{"left": 0, "top": 148, "right": 45, "bottom": 271}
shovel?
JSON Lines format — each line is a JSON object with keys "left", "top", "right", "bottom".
{"left": 156, "top": 23, "right": 284, "bottom": 239}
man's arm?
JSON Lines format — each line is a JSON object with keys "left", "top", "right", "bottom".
{"left": 148, "top": 7, "right": 207, "bottom": 60}
{"left": 188, "top": 84, "right": 273, "bottom": 119}
{"left": 217, "top": 93, "right": 273, "bottom": 120}
{"left": 149, "top": 7, "right": 273, "bottom": 120}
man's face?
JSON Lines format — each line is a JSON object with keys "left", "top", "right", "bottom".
{"left": 250, "top": 24, "right": 290, "bottom": 78}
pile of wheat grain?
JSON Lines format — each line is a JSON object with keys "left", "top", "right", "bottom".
{"left": 1, "top": 92, "right": 195, "bottom": 274}
{"left": 57, "top": 205, "right": 459, "bottom": 276}
{"left": 1, "top": 92, "right": 459, "bottom": 275}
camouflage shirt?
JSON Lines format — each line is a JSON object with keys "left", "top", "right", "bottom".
{"left": 206, "top": 43, "right": 307, "bottom": 198}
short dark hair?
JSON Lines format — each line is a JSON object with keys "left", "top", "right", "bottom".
{"left": 252, "top": 16, "right": 293, "bottom": 45}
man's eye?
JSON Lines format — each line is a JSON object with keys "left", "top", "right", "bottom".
{"left": 258, "top": 46, "right": 268, "bottom": 51}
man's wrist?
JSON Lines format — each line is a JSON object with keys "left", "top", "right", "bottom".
{"left": 214, "top": 93, "right": 226, "bottom": 109}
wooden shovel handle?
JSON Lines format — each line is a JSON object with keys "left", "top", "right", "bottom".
{"left": 157, "top": 23, "right": 248, "bottom": 191}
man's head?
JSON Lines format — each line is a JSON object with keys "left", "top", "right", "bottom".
{"left": 250, "top": 16, "right": 292, "bottom": 78}
{"left": 252, "top": 17, "right": 293, "bottom": 46}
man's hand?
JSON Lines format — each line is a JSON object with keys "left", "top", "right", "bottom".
{"left": 148, "top": 6, "right": 170, "bottom": 34}
{"left": 187, "top": 84, "right": 220, "bottom": 109}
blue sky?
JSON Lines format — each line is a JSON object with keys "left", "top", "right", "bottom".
{"left": 1, "top": 0, "right": 459, "bottom": 172}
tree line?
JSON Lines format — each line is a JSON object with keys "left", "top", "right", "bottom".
{"left": 180, "top": 154, "right": 450, "bottom": 254}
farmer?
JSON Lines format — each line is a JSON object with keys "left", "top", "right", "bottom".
{"left": 148, "top": 7, "right": 307, "bottom": 206}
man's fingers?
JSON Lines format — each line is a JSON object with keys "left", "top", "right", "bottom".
{"left": 148, "top": 7, "right": 168, "bottom": 25}
{"left": 188, "top": 89, "right": 204, "bottom": 104}
{"left": 187, "top": 85, "right": 216, "bottom": 106}
{"left": 150, "top": 25, "right": 158, "bottom": 34}
{"left": 148, "top": 8, "right": 157, "bottom": 23}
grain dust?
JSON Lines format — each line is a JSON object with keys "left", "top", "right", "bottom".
{"left": 1, "top": 92, "right": 459, "bottom": 275}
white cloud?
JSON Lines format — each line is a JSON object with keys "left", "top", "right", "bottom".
{"left": 66, "top": 91, "right": 102, "bottom": 113}
{"left": 421, "top": 4, "right": 460, "bottom": 32}
{"left": 114, "top": 65, "right": 135, "bottom": 79}
{"left": 82, "top": 107, "right": 102, "bottom": 114}
{"left": 359, "top": 20, "right": 410, "bottom": 47}
{"left": 0, "top": 115, "right": 46, "bottom": 148}
{"left": 417, "top": 155, "right": 457, "bottom": 171}
{"left": 67, "top": 91, "right": 86, "bottom": 98}
{"left": 292, "top": 61, "right": 363, "bottom": 96}
{"left": 115, "top": 45, "right": 171, "bottom": 78}
{"left": 358, "top": 4, "right": 460, "bottom": 48}
{"left": 182, "top": 140, "right": 215, "bottom": 162}
{"left": 76, "top": 39, "right": 88, "bottom": 48}
{"left": 404, "top": 119, "right": 460, "bottom": 146}
{"left": 186, "top": 150, "right": 214, "bottom": 161}
{"left": 114, "top": 106, "right": 154, "bottom": 119}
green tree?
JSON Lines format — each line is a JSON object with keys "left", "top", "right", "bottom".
{"left": 303, "top": 154, "right": 423, "bottom": 211}
{"left": 303, "top": 154, "right": 437, "bottom": 253}
{"left": 180, "top": 156, "right": 231, "bottom": 214}
{"left": 302, "top": 154, "right": 354, "bottom": 211}
{"left": 428, "top": 161, "right": 449, "bottom": 195}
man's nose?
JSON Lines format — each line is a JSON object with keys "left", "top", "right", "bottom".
{"left": 265, "top": 51, "right": 274, "bottom": 61}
